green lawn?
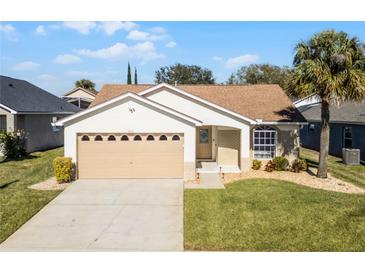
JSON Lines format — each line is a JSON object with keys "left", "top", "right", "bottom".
{"left": 300, "top": 147, "right": 365, "bottom": 189}
{"left": 184, "top": 179, "right": 365, "bottom": 251}
{"left": 0, "top": 147, "right": 63, "bottom": 243}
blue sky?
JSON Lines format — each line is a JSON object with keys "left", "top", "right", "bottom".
{"left": 1, "top": 21, "right": 365, "bottom": 96}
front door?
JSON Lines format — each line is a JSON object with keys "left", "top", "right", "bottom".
{"left": 196, "top": 126, "right": 212, "bottom": 159}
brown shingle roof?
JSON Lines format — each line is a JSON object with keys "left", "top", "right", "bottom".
{"left": 90, "top": 84, "right": 305, "bottom": 122}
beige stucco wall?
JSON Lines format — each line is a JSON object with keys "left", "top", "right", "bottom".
{"left": 217, "top": 130, "right": 240, "bottom": 166}
{"left": 0, "top": 107, "right": 15, "bottom": 131}
{"left": 248, "top": 125, "right": 300, "bottom": 168}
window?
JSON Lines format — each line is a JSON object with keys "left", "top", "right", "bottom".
{"left": 159, "top": 135, "right": 167, "bottom": 141}
{"left": 343, "top": 127, "right": 352, "bottom": 148}
{"left": 108, "top": 135, "right": 116, "bottom": 141}
{"left": 308, "top": 123, "right": 315, "bottom": 132}
{"left": 172, "top": 135, "right": 180, "bottom": 141}
{"left": 0, "top": 115, "right": 7, "bottom": 132}
{"left": 121, "top": 135, "right": 129, "bottom": 141}
{"left": 81, "top": 135, "right": 89, "bottom": 141}
{"left": 134, "top": 135, "right": 142, "bottom": 141}
{"left": 94, "top": 135, "right": 103, "bottom": 141}
{"left": 253, "top": 126, "right": 277, "bottom": 159}
{"left": 199, "top": 128, "right": 209, "bottom": 143}
{"left": 147, "top": 135, "right": 155, "bottom": 141}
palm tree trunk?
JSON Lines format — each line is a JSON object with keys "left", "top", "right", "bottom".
{"left": 317, "top": 99, "right": 330, "bottom": 178}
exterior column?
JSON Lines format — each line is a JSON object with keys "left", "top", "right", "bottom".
{"left": 240, "top": 126, "right": 250, "bottom": 171}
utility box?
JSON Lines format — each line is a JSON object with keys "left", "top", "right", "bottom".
{"left": 342, "top": 148, "right": 360, "bottom": 165}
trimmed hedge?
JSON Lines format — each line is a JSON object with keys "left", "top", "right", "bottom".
{"left": 252, "top": 160, "right": 262, "bottom": 170}
{"left": 272, "top": 156, "right": 289, "bottom": 171}
{"left": 53, "top": 157, "right": 72, "bottom": 183}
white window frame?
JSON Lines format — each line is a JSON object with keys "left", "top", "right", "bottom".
{"left": 343, "top": 126, "right": 353, "bottom": 148}
{"left": 253, "top": 126, "right": 277, "bottom": 159}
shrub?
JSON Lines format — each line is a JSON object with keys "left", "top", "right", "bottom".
{"left": 252, "top": 160, "right": 262, "bottom": 170}
{"left": 265, "top": 160, "right": 276, "bottom": 172}
{"left": 53, "top": 157, "right": 73, "bottom": 183}
{"left": 291, "top": 159, "right": 307, "bottom": 173}
{"left": 272, "top": 156, "right": 289, "bottom": 171}
{"left": 0, "top": 130, "right": 27, "bottom": 159}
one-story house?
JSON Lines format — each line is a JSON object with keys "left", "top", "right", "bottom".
{"left": 0, "top": 75, "right": 80, "bottom": 152}
{"left": 61, "top": 87, "right": 98, "bottom": 109}
{"left": 295, "top": 94, "right": 365, "bottom": 163}
{"left": 54, "top": 83, "right": 306, "bottom": 180}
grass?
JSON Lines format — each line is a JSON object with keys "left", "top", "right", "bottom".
{"left": 184, "top": 179, "right": 365, "bottom": 251}
{"left": 0, "top": 147, "right": 63, "bottom": 243}
{"left": 300, "top": 147, "right": 365, "bottom": 189}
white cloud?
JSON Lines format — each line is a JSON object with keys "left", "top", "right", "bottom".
{"left": 98, "top": 21, "right": 138, "bottom": 35}
{"left": 54, "top": 54, "right": 81, "bottom": 64}
{"left": 34, "top": 25, "right": 46, "bottom": 36}
{"left": 38, "top": 74, "right": 57, "bottom": 81}
{"left": 65, "top": 70, "right": 91, "bottom": 77}
{"left": 224, "top": 54, "right": 259, "bottom": 68}
{"left": 165, "top": 41, "right": 177, "bottom": 48}
{"left": 150, "top": 26, "right": 166, "bottom": 34}
{"left": 75, "top": 41, "right": 163, "bottom": 63}
{"left": 0, "top": 23, "right": 15, "bottom": 33}
{"left": 63, "top": 21, "right": 97, "bottom": 34}
{"left": 126, "top": 30, "right": 165, "bottom": 41}
{"left": 13, "top": 61, "right": 40, "bottom": 71}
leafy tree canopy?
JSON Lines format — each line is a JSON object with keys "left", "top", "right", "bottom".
{"left": 155, "top": 63, "right": 215, "bottom": 84}
{"left": 75, "top": 79, "right": 96, "bottom": 92}
{"left": 227, "top": 64, "right": 292, "bottom": 90}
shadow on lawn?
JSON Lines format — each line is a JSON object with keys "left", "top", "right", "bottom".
{"left": 0, "top": 180, "right": 19, "bottom": 189}
{"left": 0, "top": 155, "right": 39, "bottom": 164}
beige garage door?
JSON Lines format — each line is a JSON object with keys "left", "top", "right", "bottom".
{"left": 77, "top": 133, "right": 184, "bottom": 179}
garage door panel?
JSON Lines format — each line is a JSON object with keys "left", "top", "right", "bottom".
{"left": 77, "top": 133, "right": 184, "bottom": 179}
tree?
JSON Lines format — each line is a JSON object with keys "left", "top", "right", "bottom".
{"left": 75, "top": 79, "right": 96, "bottom": 91}
{"left": 127, "top": 62, "right": 132, "bottom": 84}
{"left": 155, "top": 63, "right": 215, "bottom": 84}
{"left": 287, "top": 30, "right": 365, "bottom": 178}
{"left": 134, "top": 67, "right": 138, "bottom": 85}
{"left": 227, "top": 64, "right": 292, "bottom": 90}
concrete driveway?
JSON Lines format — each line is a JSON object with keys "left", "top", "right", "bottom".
{"left": 0, "top": 179, "right": 183, "bottom": 251}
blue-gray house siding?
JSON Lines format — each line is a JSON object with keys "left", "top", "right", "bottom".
{"left": 301, "top": 122, "right": 365, "bottom": 163}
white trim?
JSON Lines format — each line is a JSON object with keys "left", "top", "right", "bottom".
{"left": 17, "top": 112, "right": 76, "bottom": 115}
{"left": 63, "top": 87, "right": 97, "bottom": 98}
{"left": 138, "top": 83, "right": 257, "bottom": 124}
{"left": 257, "top": 121, "right": 308, "bottom": 125}
{"left": 252, "top": 126, "right": 277, "bottom": 159}
{"left": 0, "top": 104, "right": 17, "bottom": 114}
{"left": 53, "top": 92, "right": 203, "bottom": 127}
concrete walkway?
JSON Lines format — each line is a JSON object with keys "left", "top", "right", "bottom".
{"left": 185, "top": 173, "right": 225, "bottom": 189}
{"left": 0, "top": 179, "right": 183, "bottom": 251}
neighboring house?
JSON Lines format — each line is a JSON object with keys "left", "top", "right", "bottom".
{"left": 295, "top": 94, "right": 365, "bottom": 163}
{"left": 62, "top": 87, "right": 98, "bottom": 109}
{"left": 54, "top": 83, "right": 306, "bottom": 180}
{"left": 0, "top": 76, "right": 80, "bottom": 153}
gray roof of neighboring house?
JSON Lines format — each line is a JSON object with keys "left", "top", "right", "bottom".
{"left": 299, "top": 100, "right": 365, "bottom": 124}
{"left": 0, "top": 75, "right": 80, "bottom": 113}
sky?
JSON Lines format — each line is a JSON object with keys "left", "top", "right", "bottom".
{"left": 1, "top": 21, "right": 365, "bottom": 96}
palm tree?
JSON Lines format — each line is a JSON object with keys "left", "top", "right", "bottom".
{"left": 288, "top": 30, "right": 365, "bottom": 178}
{"left": 75, "top": 79, "right": 96, "bottom": 92}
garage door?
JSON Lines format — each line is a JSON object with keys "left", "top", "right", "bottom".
{"left": 77, "top": 133, "right": 184, "bottom": 179}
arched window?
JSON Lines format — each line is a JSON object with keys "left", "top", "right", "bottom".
{"left": 253, "top": 126, "right": 276, "bottom": 159}
{"left": 108, "top": 135, "right": 116, "bottom": 141}
{"left": 172, "top": 135, "right": 180, "bottom": 141}
{"left": 121, "top": 135, "right": 129, "bottom": 141}
{"left": 134, "top": 135, "right": 142, "bottom": 141}
{"left": 94, "top": 135, "right": 103, "bottom": 141}
{"left": 159, "top": 135, "right": 167, "bottom": 141}
{"left": 81, "top": 135, "right": 89, "bottom": 141}
{"left": 147, "top": 135, "right": 155, "bottom": 141}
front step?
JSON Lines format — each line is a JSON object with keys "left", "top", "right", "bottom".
{"left": 197, "top": 161, "right": 241, "bottom": 173}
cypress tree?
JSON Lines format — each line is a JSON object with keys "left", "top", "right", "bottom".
{"left": 127, "top": 62, "right": 132, "bottom": 84}
{"left": 134, "top": 67, "right": 138, "bottom": 85}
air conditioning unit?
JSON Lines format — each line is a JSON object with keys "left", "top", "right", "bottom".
{"left": 342, "top": 148, "right": 360, "bottom": 165}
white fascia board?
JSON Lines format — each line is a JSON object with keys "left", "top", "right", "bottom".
{"left": 0, "top": 104, "right": 17, "bottom": 114}
{"left": 257, "top": 121, "right": 308, "bottom": 125}
{"left": 53, "top": 92, "right": 202, "bottom": 127}
{"left": 138, "top": 83, "right": 257, "bottom": 124}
